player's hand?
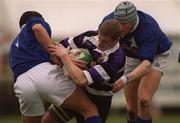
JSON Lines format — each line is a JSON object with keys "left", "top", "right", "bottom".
{"left": 48, "top": 43, "right": 70, "bottom": 58}
{"left": 73, "top": 59, "right": 88, "bottom": 70}
{"left": 69, "top": 49, "right": 88, "bottom": 69}
{"left": 51, "top": 55, "right": 63, "bottom": 68}
{"left": 112, "top": 79, "right": 125, "bottom": 93}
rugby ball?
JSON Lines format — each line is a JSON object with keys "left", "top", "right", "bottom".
{"left": 70, "top": 48, "right": 93, "bottom": 65}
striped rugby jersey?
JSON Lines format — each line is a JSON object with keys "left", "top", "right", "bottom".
{"left": 60, "top": 30, "right": 125, "bottom": 96}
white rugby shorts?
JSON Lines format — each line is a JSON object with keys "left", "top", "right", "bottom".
{"left": 14, "top": 62, "right": 76, "bottom": 116}
{"left": 125, "top": 50, "right": 170, "bottom": 74}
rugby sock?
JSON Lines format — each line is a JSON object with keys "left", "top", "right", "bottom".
{"left": 135, "top": 115, "right": 152, "bottom": 123}
{"left": 128, "top": 120, "right": 135, "bottom": 123}
{"left": 85, "top": 116, "right": 101, "bottom": 123}
{"left": 126, "top": 112, "right": 136, "bottom": 123}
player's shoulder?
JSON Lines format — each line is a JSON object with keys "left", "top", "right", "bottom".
{"left": 102, "top": 11, "right": 114, "bottom": 22}
{"left": 27, "top": 17, "right": 51, "bottom": 36}
{"left": 28, "top": 17, "right": 45, "bottom": 24}
{"left": 26, "top": 17, "right": 48, "bottom": 29}
{"left": 108, "top": 47, "right": 125, "bottom": 64}
{"left": 81, "top": 30, "right": 98, "bottom": 36}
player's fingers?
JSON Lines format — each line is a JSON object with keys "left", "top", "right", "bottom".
{"left": 112, "top": 86, "right": 120, "bottom": 93}
{"left": 76, "top": 59, "right": 88, "bottom": 65}
{"left": 112, "top": 80, "right": 122, "bottom": 93}
{"left": 53, "top": 41, "right": 60, "bottom": 46}
{"left": 66, "top": 46, "right": 71, "bottom": 53}
{"left": 48, "top": 48, "right": 56, "bottom": 54}
{"left": 77, "top": 64, "right": 87, "bottom": 70}
{"left": 67, "top": 46, "right": 70, "bottom": 50}
{"left": 112, "top": 84, "right": 118, "bottom": 93}
{"left": 76, "top": 60, "right": 88, "bottom": 68}
{"left": 73, "top": 60, "right": 88, "bottom": 69}
{"left": 48, "top": 46, "right": 58, "bottom": 52}
{"left": 48, "top": 44, "right": 58, "bottom": 49}
{"left": 73, "top": 50, "right": 81, "bottom": 56}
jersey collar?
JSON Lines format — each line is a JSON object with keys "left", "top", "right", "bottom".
{"left": 130, "top": 15, "right": 139, "bottom": 33}
{"left": 95, "top": 42, "right": 119, "bottom": 55}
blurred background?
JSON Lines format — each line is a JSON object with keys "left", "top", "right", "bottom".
{"left": 0, "top": 0, "right": 180, "bottom": 123}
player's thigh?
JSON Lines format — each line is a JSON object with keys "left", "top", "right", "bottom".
{"left": 138, "top": 69, "right": 162, "bottom": 100}
{"left": 31, "top": 63, "right": 77, "bottom": 108}
{"left": 123, "top": 79, "right": 140, "bottom": 110}
{"left": 97, "top": 101, "right": 111, "bottom": 123}
{"left": 124, "top": 56, "right": 141, "bottom": 109}
{"left": 14, "top": 73, "right": 45, "bottom": 117}
{"left": 138, "top": 50, "right": 169, "bottom": 101}
{"left": 75, "top": 93, "right": 112, "bottom": 123}
{"left": 61, "top": 87, "right": 98, "bottom": 117}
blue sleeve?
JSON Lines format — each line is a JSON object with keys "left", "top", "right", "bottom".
{"left": 138, "top": 32, "right": 158, "bottom": 62}
{"left": 26, "top": 17, "right": 51, "bottom": 37}
{"left": 99, "top": 12, "right": 114, "bottom": 27}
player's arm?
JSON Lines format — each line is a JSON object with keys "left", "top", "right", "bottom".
{"left": 128, "top": 60, "right": 151, "bottom": 81}
{"left": 113, "top": 31, "right": 156, "bottom": 93}
{"left": 112, "top": 60, "right": 151, "bottom": 93}
{"left": 32, "top": 23, "right": 53, "bottom": 53}
{"left": 62, "top": 55, "right": 88, "bottom": 87}
{"left": 48, "top": 43, "right": 88, "bottom": 87}
{"left": 124, "top": 31, "right": 157, "bottom": 83}
{"left": 33, "top": 23, "right": 63, "bottom": 67}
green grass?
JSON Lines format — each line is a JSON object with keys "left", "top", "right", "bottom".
{"left": 0, "top": 113, "right": 180, "bottom": 123}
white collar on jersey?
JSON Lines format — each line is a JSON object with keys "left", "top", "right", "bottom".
{"left": 95, "top": 42, "right": 120, "bottom": 55}
{"left": 130, "top": 15, "right": 139, "bottom": 33}
{"left": 20, "top": 24, "right": 26, "bottom": 30}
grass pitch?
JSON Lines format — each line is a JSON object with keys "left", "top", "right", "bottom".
{"left": 0, "top": 113, "right": 180, "bottom": 123}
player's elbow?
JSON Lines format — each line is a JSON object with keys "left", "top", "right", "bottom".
{"left": 32, "top": 24, "right": 43, "bottom": 32}
{"left": 75, "top": 79, "right": 87, "bottom": 87}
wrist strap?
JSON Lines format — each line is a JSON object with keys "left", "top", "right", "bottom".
{"left": 120, "top": 75, "right": 129, "bottom": 85}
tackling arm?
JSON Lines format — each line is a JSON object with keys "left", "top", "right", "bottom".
{"left": 48, "top": 44, "right": 88, "bottom": 87}
{"left": 112, "top": 60, "right": 151, "bottom": 93}
{"left": 32, "top": 23, "right": 53, "bottom": 53}
{"left": 61, "top": 54, "right": 88, "bottom": 87}
{"left": 127, "top": 60, "right": 151, "bottom": 82}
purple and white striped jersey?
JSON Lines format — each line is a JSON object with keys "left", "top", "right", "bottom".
{"left": 60, "top": 31, "right": 125, "bottom": 96}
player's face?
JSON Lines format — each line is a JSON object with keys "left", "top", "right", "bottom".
{"left": 98, "top": 33, "right": 118, "bottom": 51}
{"left": 117, "top": 20, "right": 131, "bottom": 37}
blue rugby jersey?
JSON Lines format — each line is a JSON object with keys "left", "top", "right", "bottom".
{"left": 102, "top": 10, "right": 172, "bottom": 63}
{"left": 60, "top": 31, "right": 125, "bottom": 96}
{"left": 9, "top": 17, "right": 51, "bottom": 80}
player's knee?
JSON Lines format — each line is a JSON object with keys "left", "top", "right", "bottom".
{"left": 138, "top": 97, "right": 151, "bottom": 109}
